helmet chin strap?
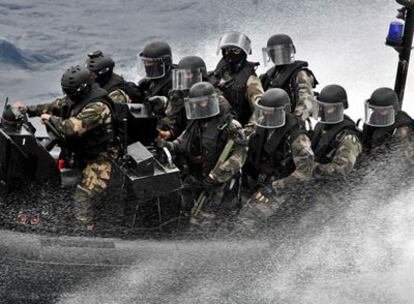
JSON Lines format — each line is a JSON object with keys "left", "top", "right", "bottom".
{"left": 96, "top": 71, "right": 112, "bottom": 87}
{"left": 68, "top": 84, "right": 92, "bottom": 103}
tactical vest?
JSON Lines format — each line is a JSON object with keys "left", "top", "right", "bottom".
{"left": 362, "top": 111, "right": 414, "bottom": 153}
{"left": 246, "top": 113, "right": 305, "bottom": 180}
{"left": 102, "top": 73, "right": 126, "bottom": 93}
{"left": 311, "top": 115, "right": 360, "bottom": 164}
{"left": 64, "top": 84, "right": 117, "bottom": 160}
{"left": 211, "top": 59, "right": 259, "bottom": 126}
{"left": 260, "top": 61, "right": 317, "bottom": 111}
{"left": 184, "top": 110, "right": 233, "bottom": 177}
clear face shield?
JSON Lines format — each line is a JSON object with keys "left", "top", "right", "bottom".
{"left": 262, "top": 44, "right": 295, "bottom": 66}
{"left": 137, "top": 55, "right": 166, "bottom": 79}
{"left": 172, "top": 68, "right": 203, "bottom": 91}
{"left": 253, "top": 103, "right": 286, "bottom": 128}
{"left": 184, "top": 94, "right": 220, "bottom": 120}
{"left": 216, "top": 32, "right": 252, "bottom": 56}
{"left": 364, "top": 100, "right": 395, "bottom": 127}
{"left": 312, "top": 100, "right": 344, "bottom": 124}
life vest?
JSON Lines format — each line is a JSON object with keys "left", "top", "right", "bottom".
{"left": 184, "top": 106, "right": 234, "bottom": 177}
{"left": 63, "top": 84, "right": 117, "bottom": 160}
{"left": 311, "top": 115, "right": 360, "bottom": 163}
{"left": 210, "top": 59, "right": 259, "bottom": 125}
{"left": 260, "top": 60, "right": 318, "bottom": 111}
{"left": 246, "top": 113, "right": 305, "bottom": 180}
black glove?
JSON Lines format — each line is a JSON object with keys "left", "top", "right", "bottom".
{"left": 202, "top": 176, "right": 222, "bottom": 190}
{"left": 147, "top": 96, "right": 168, "bottom": 114}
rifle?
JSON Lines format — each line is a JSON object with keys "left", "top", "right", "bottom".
{"left": 191, "top": 139, "right": 235, "bottom": 217}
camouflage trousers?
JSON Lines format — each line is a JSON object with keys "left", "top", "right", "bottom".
{"left": 73, "top": 158, "right": 113, "bottom": 226}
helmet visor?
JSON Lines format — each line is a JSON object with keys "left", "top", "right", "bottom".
{"left": 364, "top": 100, "right": 395, "bottom": 127}
{"left": 172, "top": 68, "right": 203, "bottom": 91}
{"left": 184, "top": 94, "right": 220, "bottom": 120}
{"left": 312, "top": 99, "right": 344, "bottom": 124}
{"left": 137, "top": 56, "right": 166, "bottom": 79}
{"left": 254, "top": 103, "right": 286, "bottom": 128}
{"left": 217, "top": 32, "right": 252, "bottom": 56}
{"left": 262, "top": 44, "right": 295, "bottom": 66}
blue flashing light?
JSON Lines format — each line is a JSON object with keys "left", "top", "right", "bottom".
{"left": 387, "top": 21, "right": 404, "bottom": 41}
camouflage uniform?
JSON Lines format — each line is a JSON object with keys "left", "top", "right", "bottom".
{"left": 260, "top": 61, "right": 317, "bottom": 121}
{"left": 238, "top": 113, "right": 314, "bottom": 231}
{"left": 108, "top": 88, "right": 131, "bottom": 104}
{"left": 311, "top": 115, "right": 362, "bottom": 177}
{"left": 156, "top": 90, "right": 187, "bottom": 140}
{"left": 101, "top": 73, "right": 133, "bottom": 104}
{"left": 27, "top": 86, "right": 118, "bottom": 226}
{"left": 210, "top": 59, "right": 264, "bottom": 127}
{"left": 362, "top": 111, "right": 414, "bottom": 157}
{"left": 165, "top": 97, "right": 247, "bottom": 226}
{"left": 313, "top": 133, "right": 362, "bottom": 177}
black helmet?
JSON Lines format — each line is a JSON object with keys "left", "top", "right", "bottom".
{"left": 61, "top": 65, "right": 93, "bottom": 100}
{"left": 263, "top": 34, "right": 296, "bottom": 66}
{"left": 85, "top": 50, "right": 114, "bottom": 85}
{"left": 267, "top": 34, "right": 295, "bottom": 49}
{"left": 188, "top": 81, "right": 215, "bottom": 98}
{"left": 259, "top": 88, "right": 291, "bottom": 108}
{"left": 139, "top": 41, "right": 172, "bottom": 62}
{"left": 367, "top": 87, "right": 399, "bottom": 109}
{"left": 172, "top": 56, "right": 207, "bottom": 91}
{"left": 178, "top": 56, "right": 207, "bottom": 79}
{"left": 318, "top": 84, "right": 349, "bottom": 109}
{"left": 138, "top": 41, "right": 172, "bottom": 79}
{"left": 254, "top": 88, "right": 289, "bottom": 128}
{"left": 185, "top": 82, "right": 220, "bottom": 120}
{"left": 313, "top": 84, "right": 347, "bottom": 124}
{"left": 364, "top": 88, "right": 398, "bottom": 127}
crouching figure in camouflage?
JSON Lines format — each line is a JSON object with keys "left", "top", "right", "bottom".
{"left": 85, "top": 50, "right": 136, "bottom": 104}
{"left": 362, "top": 87, "right": 414, "bottom": 156}
{"left": 159, "top": 82, "right": 247, "bottom": 230}
{"left": 239, "top": 88, "right": 315, "bottom": 232}
{"left": 310, "top": 85, "right": 362, "bottom": 177}
{"left": 16, "top": 66, "right": 120, "bottom": 229}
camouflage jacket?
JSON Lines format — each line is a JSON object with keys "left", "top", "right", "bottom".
{"left": 157, "top": 90, "right": 187, "bottom": 139}
{"left": 362, "top": 111, "right": 414, "bottom": 157}
{"left": 108, "top": 89, "right": 131, "bottom": 104}
{"left": 101, "top": 73, "right": 132, "bottom": 104}
{"left": 260, "top": 62, "right": 317, "bottom": 121}
{"left": 314, "top": 132, "right": 362, "bottom": 177}
{"left": 210, "top": 60, "right": 264, "bottom": 127}
{"left": 271, "top": 133, "right": 315, "bottom": 191}
{"left": 293, "top": 70, "right": 315, "bottom": 121}
{"left": 27, "top": 92, "right": 117, "bottom": 160}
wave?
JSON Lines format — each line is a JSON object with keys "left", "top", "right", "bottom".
{"left": 0, "top": 37, "right": 55, "bottom": 70}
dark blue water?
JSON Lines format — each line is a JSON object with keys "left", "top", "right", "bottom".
{"left": 0, "top": 0, "right": 409, "bottom": 119}
{"left": 1, "top": 1, "right": 414, "bottom": 303}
